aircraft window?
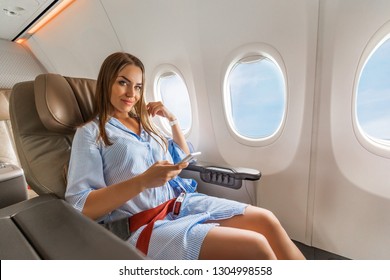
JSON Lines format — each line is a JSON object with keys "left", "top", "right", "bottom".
{"left": 155, "top": 71, "right": 192, "bottom": 134}
{"left": 225, "top": 55, "right": 286, "bottom": 141}
{"left": 356, "top": 37, "right": 390, "bottom": 147}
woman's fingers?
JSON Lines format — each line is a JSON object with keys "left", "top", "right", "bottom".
{"left": 143, "top": 161, "right": 188, "bottom": 188}
{"left": 147, "top": 101, "right": 174, "bottom": 119}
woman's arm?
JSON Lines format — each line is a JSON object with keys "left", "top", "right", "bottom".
{"left": 82, "top": 161, "right": 188, "bottom": 220}
{"left": 66, "top": 123, "right": 189, "bottom": 221}
{"left": 147, "top": 101, "right": 190, "bottom": 154}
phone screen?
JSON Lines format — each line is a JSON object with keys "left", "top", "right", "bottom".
{"left": 179, "top": 152, "right": 201, "bottom": 164}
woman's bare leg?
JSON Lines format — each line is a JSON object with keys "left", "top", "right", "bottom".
{"left": 198, "top": 226, "right": 277, "bottom": 260}
{"left": 213, "top": 205, "right": 305, "bottom": 260}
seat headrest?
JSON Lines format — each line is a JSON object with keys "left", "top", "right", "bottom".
{"left": 34, "top": 73, "right": 96, "bottom": 134}
{"left": 0, "top": 90, "right": 11, "bottom": 121}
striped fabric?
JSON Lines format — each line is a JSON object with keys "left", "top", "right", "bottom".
{"left": 65, "top": 117, "right": 247, "bottom": 259}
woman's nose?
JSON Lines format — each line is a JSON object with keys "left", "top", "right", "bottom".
{"left": 125, "top": 87, "right": 135, "bottom": 97}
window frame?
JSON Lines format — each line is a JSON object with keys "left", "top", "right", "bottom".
{"left": 353, "top": 22, "right": 390, "bottom": 158}
{"left": 222, "top": 43, "right": 288, "bottom": 147}
{"left": 152, "top": 64, "right": 193, "bottom": 136}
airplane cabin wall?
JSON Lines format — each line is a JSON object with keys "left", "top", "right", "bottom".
{"left": 25, "top": 0, "right": 121, "bottom": 79}
{"left": 193, "top": 0, "right": 319, "bottom": 247}
{"left": 0, "top": 39, "right": 46, "bottom": 88}
{"left": 19, "top": 0, "right": 390, "bottom": 259}
{"left": 311, "top": 0, "right": 390, "bottom": 259}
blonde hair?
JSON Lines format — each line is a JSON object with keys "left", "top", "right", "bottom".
{"left": 92, "top": 52, "right": 167, "bottom": 151}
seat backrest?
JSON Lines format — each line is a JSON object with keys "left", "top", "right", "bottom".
{"left": 0, "top": 89, "right": 20, "bottom": 166}
{"left": 9, "top": 74, "right": 96, "bottom": 198}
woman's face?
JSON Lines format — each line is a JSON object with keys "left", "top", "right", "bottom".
{"left": 110, "top": 64, "right": 143, "bottom": 118}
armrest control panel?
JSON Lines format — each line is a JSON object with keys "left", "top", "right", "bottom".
{"left": 185, "top": 162, "right": 261, "bottom": 189}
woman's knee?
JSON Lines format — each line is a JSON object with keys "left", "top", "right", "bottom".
{"left": 262, "top": 209, "right": 281, "bottom": 226}
{"left": 249, "top": 207, "right": 282, "bottom": 232}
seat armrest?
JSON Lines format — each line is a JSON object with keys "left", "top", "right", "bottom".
{"left": 14, "top": 199, "right": 145, "bottom": 259}
{"left": 0, "top": 196, "right": 145, "bottom": 260}
{"left": 0, "top": 194, "right": 56, "bottom": 218}
{"left": 184, "top": 161, "right": 261, "bottom": 189}
{"left": 0, "top": 162, "right": 27, "bottom": 208}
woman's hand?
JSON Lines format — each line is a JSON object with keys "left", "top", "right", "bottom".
{"left": 140, "top": 160, "right": 188, "bottom": 189}
{"left": 147, "top": 101, "right": 176, "bottom": 121}
{"left": 146, "top": 101, "right": 190, "bottom": 154}
{"left": 82, "top": 161, "right": 187, "bottom": 220}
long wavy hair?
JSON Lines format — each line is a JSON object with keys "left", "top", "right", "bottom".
{"left": 91, "top": 52, "right": 167, "bottom": 151}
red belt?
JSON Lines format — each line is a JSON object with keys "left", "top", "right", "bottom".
{"left": 129, "top": 193, "right": 185, "bottom": 255}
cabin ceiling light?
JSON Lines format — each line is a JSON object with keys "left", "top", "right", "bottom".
{"left": 14, "top": 0, "right": 74, "bottom": 44}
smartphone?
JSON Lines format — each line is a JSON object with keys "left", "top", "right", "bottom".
{"left": 179, "top": 152, "right": 201, "bottom": 164}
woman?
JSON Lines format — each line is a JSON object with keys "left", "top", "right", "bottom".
{"left": 65, "top": 52, "right": 305, "bottom": 260}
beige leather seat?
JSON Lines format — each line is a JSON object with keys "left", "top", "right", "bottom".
{"left": 9, "top": 73, "right": 96, "bottom": 198}
{"left": 3, "top": 75, "right": 144, "bottom": 259}
{"left": 1, "top": 89, "right": 28, "bottom": 208}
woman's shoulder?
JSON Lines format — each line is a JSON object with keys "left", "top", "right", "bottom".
{"left": 75, "top": 119, "right": 99, "bottom": 137}
{"left": 78, "top": 119, "right": 99, "bottom": 130}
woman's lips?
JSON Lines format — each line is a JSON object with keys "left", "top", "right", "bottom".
{"left": 121, "top": 99, "right": 134, "bottom": 106}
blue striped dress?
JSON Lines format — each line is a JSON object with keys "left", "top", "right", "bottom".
{"left": 65, "top": 117, "right": 247, "bottom": 259}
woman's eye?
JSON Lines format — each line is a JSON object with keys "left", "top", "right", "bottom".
{"left": 119, "top": 80, "right": 127, "bottom": 86}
